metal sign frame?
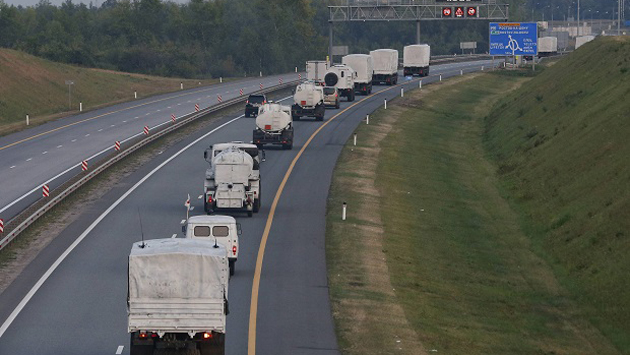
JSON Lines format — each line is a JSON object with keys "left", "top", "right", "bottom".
{"left": 489, "top": 22, "right": 538, "bottom": 56}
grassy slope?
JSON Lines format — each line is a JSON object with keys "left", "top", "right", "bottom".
{"left": 0, "top": 49, "right": 217, "bottom": 134}
{"left": 484, "top": 36, "right": 630, "bottom": 351}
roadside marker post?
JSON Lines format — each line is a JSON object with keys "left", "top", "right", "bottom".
{"left": 295, "top": 67, "right": 298, "bottom": 73}
{"left": 240, "top": 89, "right": 244, "bottom": 96}
{"left": 353, "top": 133, "right": 357, "bottom": 146}
{"left": 440, "top": 74, "right": 442, "bottom": 81}
{"left": 0, "top": 219, "right": 3, "bottom": 234}
{"left": 134, "top": 91, "right": 137, "bottom": 99}
{"left": 384, "top": 99, "right": 387, "bottom": 110}
{"left": 460, "top": 69, "right": 464, "bottom": 76}
{"left": 171, "top": 114, "right": 176, "bottom": 123}
{"left": 79, "top": 102, "right": 83, "bottom": 112}
{"left": 298, "top": 74, "right": 302, "bottom": 80}
{"left": 180, "top": 82, "right": 183, "bottom": 90}
{"left": 114, "top": 141, "right": 121, "bottom": 152}
{"left": 42, "top": 184, "right": 50, "bottom": 197}
{"left": 220, "top": 77, "right": 223, "bottom": 83}
{"left": 342, "top": 202, "right": 347, "bottom": 221}
{"left": 366, "top": 114, "right": 370, "bottom": 125}
{"left": 279, "top": 78, "right": 283, "bottom": 85}
{"left": 259, "top": 71, "right": 262, "bottom": 77}
{"left": 195, "top": 104, "right": 200, "bottom": 112}
{"left": 260, "top": 83, "right": 263, "bottom": 90}
{"left": 143, "top": 126, "right": 150, "bottom": 135}
{"left": 401, "top": 88, "right": 404, "bottom": 97}
{"left": 217, "top": 95, "right": 223, "bottom": 103}
{"left": 26, "top": 114, "right": 29, "bottom": 126}
{"left": 81, "top": 160, "right": 88, "bottom": 171}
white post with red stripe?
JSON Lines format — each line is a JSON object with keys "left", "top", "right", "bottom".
{"left": 114, "top": 141, "right": 121, "bottom": 151}
{"left": 239, "top": 89, "right": 244, "bottom": 96}
{"left": 217, "top": 95, "right": 223, "bottom": 103}
{"left": 171, "top": 114, "right": 176, "bottom": 123}
{"left": 279, "top": 78, "right": 283, "bottom": 85}
{"left": 298, "top": 74, "right": 302, "bottom": 80}
{"left": 259, "top": 83, "right": 263, "bottom": 90}
{"left": 81, "top": 160, "right": 88, "bottom": 171}
{"left": 0, "top": 219, "right": 3, "bottom": 234}
{"left": 143, "top": 126, "right": 150, "bottom": 135}
{"left": 195, "top": 104, "right": 200, "bottom": 112}
{"left": 43, "top": 184, "right": 50, "bottom": 197}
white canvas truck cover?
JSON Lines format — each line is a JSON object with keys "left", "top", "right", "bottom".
{"left": 370, "top": 49, "right": 399, "bottom": 75}
{"left": 256, "top": 104, "right": 292, "bottom": 132}
{"left": 306, "top": 61, "right": 328, "bottom": 82}
{"left": 403, "top": 44, "right": 430, "bottom": 67}
{"left": 293, "top": 82, "right": 325, "bottom": 108}
{"left": 128, "top": 239, "right": 229, "bottom": 333}
{"left": 212, "top": 147, "right": 254, "bottom": 185}
{"left": 342, "top": 54, "right": 373, "bottom": 83}
{"left": 575, "top": 35, "right": 595, "bottom": 49}
{"left": 538, "top": 37, "right": 558, "bottom": 52}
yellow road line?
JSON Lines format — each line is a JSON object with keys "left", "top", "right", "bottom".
{"left": 247, "top": 84, "right": 401, "bottom": 354}
{"left": 0, "top": 85, "right": 236, "bottom": 152}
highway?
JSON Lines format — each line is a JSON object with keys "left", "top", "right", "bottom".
{"left": 0, "top": 73, "right": 299, "bottom": 222}
{"left": 0, "top": 59, "right": 499, "bottom": 354}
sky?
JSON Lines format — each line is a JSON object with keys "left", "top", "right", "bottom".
{"left": 1, "top": 0, "right": 188, "bottom": 6}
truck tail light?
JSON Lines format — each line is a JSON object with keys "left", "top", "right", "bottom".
{"left": 232, "top": 246, "right": 237, "bottom": 255}
{"left": 208, "top": 195, "right": 213, "bottom": 204}
{"left": 301, "top": 100, "right": 306, "bottom": 105}
{"left": 139, "top": 332, "right": 148, "bottom": 339}
{"left": 203, "top": 332, "right": 213, "bottom": 339}
{"left": 265, "top": 125, "right": 271, "bottom": 130}
{"left": 246, "top": 100, "right": 249, "bottom": 104}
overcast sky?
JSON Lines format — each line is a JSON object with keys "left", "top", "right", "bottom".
{"left": 2, "top": 0, "right": 188, "bottom": 6}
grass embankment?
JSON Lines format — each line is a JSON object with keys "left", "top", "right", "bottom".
{"left": 0, "top": 49, "right": 218, "bottom": 135}
{"left": 327, "top": 48, "right": 624, "bottom": 353}
{"left": 484, "top": 36, "right": 630, "bottom": 351}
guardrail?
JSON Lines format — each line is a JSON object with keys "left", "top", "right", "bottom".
{"left": 0, "top": 80, "right": 298, "bottom": 252}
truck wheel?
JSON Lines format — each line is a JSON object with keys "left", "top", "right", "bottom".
{"left": 316, "top": 115, "right": 324, "bottom": 121}
{"left": 229, "top": 260, "right": 235, "bottom": 276}
{"left": 253, "top": 198, "right": 260, "bottom": 213}
{"left": 350, "top": 91, "right": 355, "bottom": 102}
{"left": 247, "top": 210, "right": 253, "bottom": 217}
{"left": 335, "top": 100, "right": 340, "bottom": 109}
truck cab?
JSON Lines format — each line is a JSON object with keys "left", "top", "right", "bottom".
{"left": 184, "top": 215, "right": 240, "bottom": 276}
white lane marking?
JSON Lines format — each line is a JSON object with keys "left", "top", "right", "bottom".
{"left": 187, "top": 100, "right": 192, "bottom": 103}
{"left": 42, "top": 151, "right": 47, "bottom": 155}
{"left": 122, "top": 120, "right": 127, "bottom": 123}
{"left": 85, "top": 134, "right": 90, "bottom": 137}
{"left": 156, "top": 109, "right": 161, "bottom": 112}
{"left": 177, "top": 103, "right": 181, "bottom": 106}
{"left": 198, "top": 195, "right": 203, "bottom": 199}
{"left": 10, "top": 166, "right": 15, "bottom": 169}
{"left": 110, "top": 124, "right": 116, "bottom": 127}
{"left": 190, "top": 206, "right": 195, "bottom": 211}
{"left": 167, "top": 106, "right": 172, "bottom": 109}
{"left": 57, "top": 145, "right": 63, "bottom": 149}
{"left": 145, "top": 113, "right": 150, "bottom": 116}
{"left": 171, "top": 234, "right": 177, "bottom": 239}
{"left": 25, "top": 158, "right": 32, "bottom": 162}
{"left": 98, "top": 129, "right": 103, "bottom": 132}
{"left": 180, "top": 219, "right": 187, "bottom": 224}
{"left": 71, "top": 139, "right": 77, "bottom": 142}
{"left": 134, "top": 116, "right": 139, "bottom": 119}
{"left": 116, "top": 345, "right": 124, "bottom": 354}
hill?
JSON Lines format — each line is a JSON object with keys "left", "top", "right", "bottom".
{"left": 484, "top": 36, "right": 630, "bottom": 351}
{"left": 0, "top": 49, "right": 214, "bottom": 135}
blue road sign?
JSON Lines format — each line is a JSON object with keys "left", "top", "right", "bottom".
{"left": 489, "top": 22, "right": 538, "bottom": 56}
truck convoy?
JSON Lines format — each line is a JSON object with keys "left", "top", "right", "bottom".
{"left": 128, "top": 238, "right": 229, "bottom": 355}
{"left": 538, "top": 36, "right": 558, "bottom": 57}
{"left": 184, "top": 215, "right": 240, "bottom": 276}
{"left": 253, "top": 103, "right": 294, "bottom": 149}
{"left": 204, "top": 146, "right": 260, "bottom": 217}
{"left": 291, "top": 82, "right": 325, "bottom": 121}
{"left": 324, "top": 64, "right": 356, "bottom": 102}
{"left": 306, "top": 60, "right": 328, "bottom": 84}
{"left": 403, "top": 44, "right": 430, "bottom": 77}
{"left": 341, "top": 54, "right": 373, "bottom": 95}
{"left": 370, "top": 49, "right": 399, "bottom": 85}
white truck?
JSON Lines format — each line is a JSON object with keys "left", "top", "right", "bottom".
{"left": 324, "top": 64, "right": 356, "bottom": 102}
{"left": 306, "top": 60, "right": 328, "bottom": 84}
{"left": 291, "top": 82, "right": 326, "bottom": 121}
{"left": 204, "top": 146, "right": 259, "bottom": 217}
{"left": 128, "top": 238, "right": 229, "bottom": 355}
{"left": 253, "top": 103, "right": 294, "bottom": 149}
{"left": 538, "top": 36, "right": 558, "bottom": 57}
{"left": 403, "top": 44, "right": 430, "bottom": 77}
{"left": 342, "top": 54, "right": 373, "bottom": 95}
{"left": 370, "top": 49, "right": 399, "bottom": 85}
{"left": 183, "top": 215, "right": 241, "bottom": 276}
{"left": 575, "top": 35, "right": 595, "bottom": 49}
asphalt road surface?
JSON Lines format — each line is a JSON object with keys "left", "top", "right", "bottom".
{"left": 0, "top": 60, "right": 499, "bottom": 355}
{"left": 0, "top": 73, "right": 300, "bottom": 221}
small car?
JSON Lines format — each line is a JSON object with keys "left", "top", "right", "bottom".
{"left": 322, "top": 86, "right": 340, "bottom": 109}
{"left": 245, "top": 94, "right": 267, "bottom": 117}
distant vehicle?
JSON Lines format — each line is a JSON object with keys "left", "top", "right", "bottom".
{"left": 253, "top": 103, "right": 294, "bottom": 149}
{"left": 370, "top": 49, "right": 399, "bottom": 85}
{"left": 403, "top": 44, "right": 430, "bottom": 77}
{"left": 245, "top": 94, "right": 267, "bottom": 117}
{"left": 323, "top": 86, "right": 340, "bottom": 109}
{"left": 324, "top": 64, "right": 356, "bottom": 102}
{"left": 306, "top": 60, "right": 328, "bottom": 84}
{"left": 538, "top": 37, "right": 558, "bottom": 57}
{"left": 342, "top": 54, "right": 374, "bottom": 95}
{"left": 204, "top": 146, "right": 259, "bottom": 217}
{"left": 575, "top": 35, "right": 595, "bottom": 49}
{"left": 291, "top": 82, "right": 325, "bottom": 121}
{"left": 128, "top": 238, "right": 229, "bottom": 355}
{"left": 184, "top": 215, "right": 241, "bottom": 276}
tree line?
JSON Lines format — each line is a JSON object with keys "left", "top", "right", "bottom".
{"left": 0, "top": 0, "right": 537, "bottom": 78}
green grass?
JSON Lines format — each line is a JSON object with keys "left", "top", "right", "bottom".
{"left": 0, "top": 49, "right": 221, "bottom": 135}
{"left": 484, "top": 36, "right": 630, "bottom": 352}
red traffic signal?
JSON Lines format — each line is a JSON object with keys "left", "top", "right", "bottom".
{"left": 442, "top": 7, "right": 452, "bottom": 17}
{"left": 467, "top": 7, "right": 478, "bottom": 17}
{"left": 454, "top": 7, "right": 464, "bottom": 18}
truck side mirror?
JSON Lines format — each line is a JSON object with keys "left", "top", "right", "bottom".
{"left": 204, "top": 151, "right": 208, "bottom": 159}
{"left": 182, "top": 225, "right": 187, "bottom": 234}
{"left": 237, "top": 223, "right": 242, "bottom": 235}
{"left": 261, "top": 150, "right": 266, "bottom": 162}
